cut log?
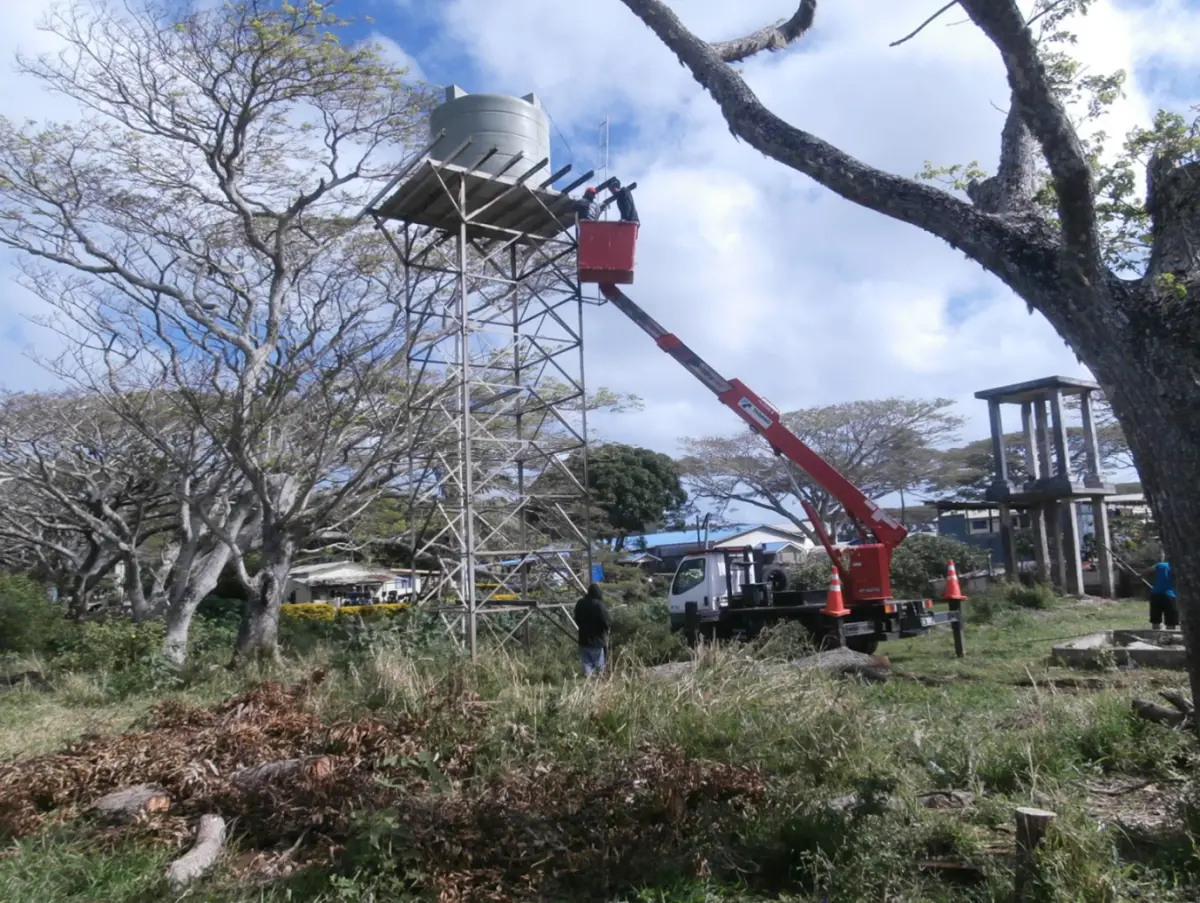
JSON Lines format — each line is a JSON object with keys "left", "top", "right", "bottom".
{"left": 88, "top": 784, "right": 171, "bottom": 823}
{"left": 1014, "top": 807, "right": 1057, "bottom": 902}
{"left": 165, "top": 814, "right": 226, "bottom": 891}
{"left": 1158, "top": 689, "right": 1194, "bottom": 715}
{"left": 230, "top": 755, "right": 336, "bottom": 789}
{"left": 1132, "top": 698, "right": 1189, "bottom": 728}
{"left": 795, "top": 648, "right": 892, "bottom": 682}
{"left": 918, "top": 789, "right": 974, "bottom": 810}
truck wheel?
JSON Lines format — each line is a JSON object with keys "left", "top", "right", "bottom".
{"left": 846, "top": 636, "right": 879, "bottom": 655}
{"left": 767, "top": 567, "right": 789, "bottom": 593}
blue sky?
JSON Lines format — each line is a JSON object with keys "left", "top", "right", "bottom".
{"left": 2, "top": 0, "right": 1196, "bottom": 523}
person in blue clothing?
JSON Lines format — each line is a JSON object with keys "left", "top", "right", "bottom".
{"left": 1142, "top": 554, "right": 1178, "bottom": 630}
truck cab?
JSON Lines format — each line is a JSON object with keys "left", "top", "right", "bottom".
{"left": 666, "top": 550, "right": 743, "bottom": 630}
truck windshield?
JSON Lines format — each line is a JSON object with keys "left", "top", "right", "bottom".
{"left": 671, "top": 558, "right": 706, "bottom": 595}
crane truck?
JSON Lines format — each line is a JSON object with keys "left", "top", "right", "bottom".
{"left": 576, "top": 217, "right": 965, "bottom": 657}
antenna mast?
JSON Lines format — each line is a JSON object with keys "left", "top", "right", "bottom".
{"left": 597, "top": 115, "right": 610, "bottom": 219}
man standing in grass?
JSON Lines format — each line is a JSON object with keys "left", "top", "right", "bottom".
{"left": 1142, "top": 554, "right": 1178, "bottom": 631}
{"left": 574, "top": 583, "right": 611, "bottom": 677}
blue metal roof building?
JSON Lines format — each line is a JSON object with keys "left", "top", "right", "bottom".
{"left": 622, "top": 527, "right": 744, "bottom": 548}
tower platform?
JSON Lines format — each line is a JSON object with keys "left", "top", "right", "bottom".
{"left": 973, "top": 374, "right": 1118, "bottom": 597}
{"left": 369, "top": 157, "right": 583, "bottom": 241}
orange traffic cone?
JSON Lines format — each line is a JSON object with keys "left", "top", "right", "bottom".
{"left": 942, "top": 560, "right": 967, "bottom": 601}
{"left": 822, "top": 567, "right": 849, "bottom": 617}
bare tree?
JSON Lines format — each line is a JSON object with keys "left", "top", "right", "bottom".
{"left": 0, "top": 390, "right": 175, "bottom": 618}
{"left": 0, "top": 388, "right": 259, "bottom": 665}
{"left": 0, "top": 0, "right": 446, "bottom": 663}
{"left": 680, "top": 398, "right": 963, "bottom": 541}
{"left": 617, "top": 0, "right": 1200, "bottom": 722}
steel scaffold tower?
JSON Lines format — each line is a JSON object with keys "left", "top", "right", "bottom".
{"left": 367, "top": 142, "right": 597, "bottom": 656}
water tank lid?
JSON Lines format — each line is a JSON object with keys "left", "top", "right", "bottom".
{"left": 439, "top": 85, "right": 542, "bottom": 109}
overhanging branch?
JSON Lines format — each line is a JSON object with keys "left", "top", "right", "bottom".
{"left": 710, "top": 1, "right": 816, "bottom": 64}
{"left": 616, "top": 0, "right": 1038, "bottom": 285}
{"left": 957, "top": 0, "right": 1101, "bottom": 273}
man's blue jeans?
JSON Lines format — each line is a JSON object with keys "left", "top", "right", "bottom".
{"left": 579, "top": 645, "right": 606, "bottom": 677}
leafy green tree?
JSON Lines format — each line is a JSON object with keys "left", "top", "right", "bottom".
{"left": 569, "top": 444, "right": 688, "bottom": 549}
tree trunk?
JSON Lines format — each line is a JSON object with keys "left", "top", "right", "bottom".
{"left": 232, "top": 530, "right": 294, "bottom": 666}
{"left": 161, "top": 542, "right": 234, "bottom": 667}
{"left": 121, "top": 550, "right": 153, "bottom": 622}
{"left": 88, "top": 783, "right": 171, "bottom": 823}
{"left": 1083, "top": 310, "right": 1200, "bottom": 730}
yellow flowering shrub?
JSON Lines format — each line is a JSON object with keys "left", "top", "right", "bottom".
{"left": 338, "top": 603, "right": 410, "bottom": 620}
{"left": 280, "top": 602, "right": 410, "bottom": 622}
{"left": 280, "top": 602, "right": 336, "bottom": 622}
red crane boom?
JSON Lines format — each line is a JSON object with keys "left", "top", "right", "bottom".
{"left": 594, "top": 280, "right": 909, "bottom": 604}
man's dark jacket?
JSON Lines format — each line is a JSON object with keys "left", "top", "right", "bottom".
{"left": 574, "top": 586, "right": 611, "bottom": 649}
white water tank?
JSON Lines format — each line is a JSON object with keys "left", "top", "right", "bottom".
{"left": 429, "top": 86, "right": 551, "bottom": 178}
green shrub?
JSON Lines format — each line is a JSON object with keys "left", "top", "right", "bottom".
{"left": 1002, "top": 580, "right": 1058, "bottom": 610}
{"left": 187, "top": 617, "right": 239, "bottom": 662}
{"left": 609, "top": 599, "right": 689, "bottom": 665}
{"left": 786, "top": 556, "right": 834, "bottom": 592}
{"left": 48, "top": 618, "right": 166, "bottom": 675}
{"left": 338, "top": 603, "right": 410, "bottom": 620}
{"left": 889, "top": 533, "right": 989, "bottom": 598}
{"left": 0, "top": 574, "right": 68, "bottom": 656}
{"left": 195, "top": 594, "right": 243, "bottom": 627}
{"left": 966, "top": 581, "right": 1059, "bottom": 624}
{"left": 965, "top": 590, "right": 1008, "bottom": 625}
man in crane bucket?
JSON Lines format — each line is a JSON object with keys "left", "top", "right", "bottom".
{"left": 574, "top": 583, "right": 612, "bottom": 677}
{"left": 605, "top": 178, "right": 640, "bottom": 224}
{"left": 573, "top": 186, "right": 601, "bottom": 221}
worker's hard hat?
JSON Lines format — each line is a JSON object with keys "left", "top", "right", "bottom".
{"left": 584, "top": 186, "right": 597, "bottom": 196}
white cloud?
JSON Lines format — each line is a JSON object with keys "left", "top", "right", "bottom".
{"left": 369, "top": 32, "right": 427, "bottom": 82}
{"left": 417, "top": 0, "right": 1190, "bottom": 512}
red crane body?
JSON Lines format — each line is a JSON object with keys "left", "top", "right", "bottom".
{"left": 582, "top": 226, "right": 909, "bottom": 605}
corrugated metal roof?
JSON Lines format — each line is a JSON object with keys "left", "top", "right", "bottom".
{"left": 619, "top": 552, "right": 661, "bottom": 563}
{"left": 624, "top": 527, "right": 743, "bottom": 548}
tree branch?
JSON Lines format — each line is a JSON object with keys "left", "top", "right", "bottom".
{"left": 615, "top": 0, "right": 1046, "bottom": 292}
{"left": 890, "top": 1, "right": 959, "bottom": 48}
{"left": 967, "top": 101, "right": 1042, "bottom": 214}
{"left": 709, "top": 2, "right": 816, "bottom": 64}
{"left": 957, "top": 0, "right": 1101, "bottom": 273}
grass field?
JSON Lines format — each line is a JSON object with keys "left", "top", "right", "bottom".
{"left": 0, "top": 595, "right": 1196, "bottom": 903}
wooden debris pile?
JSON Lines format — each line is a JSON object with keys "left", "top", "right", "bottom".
{"left": 0, "top": 671, "right": 768, "bottom": 900}
{"left": 0, "top": 670, "right": 481, "bottom": 841}
{"left": 404, "top": 745, "right": 766, "bottom": 900}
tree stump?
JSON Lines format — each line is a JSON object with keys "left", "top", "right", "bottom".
{"left": 1014, "top": 807, "right": 1056, "bottom": 902}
